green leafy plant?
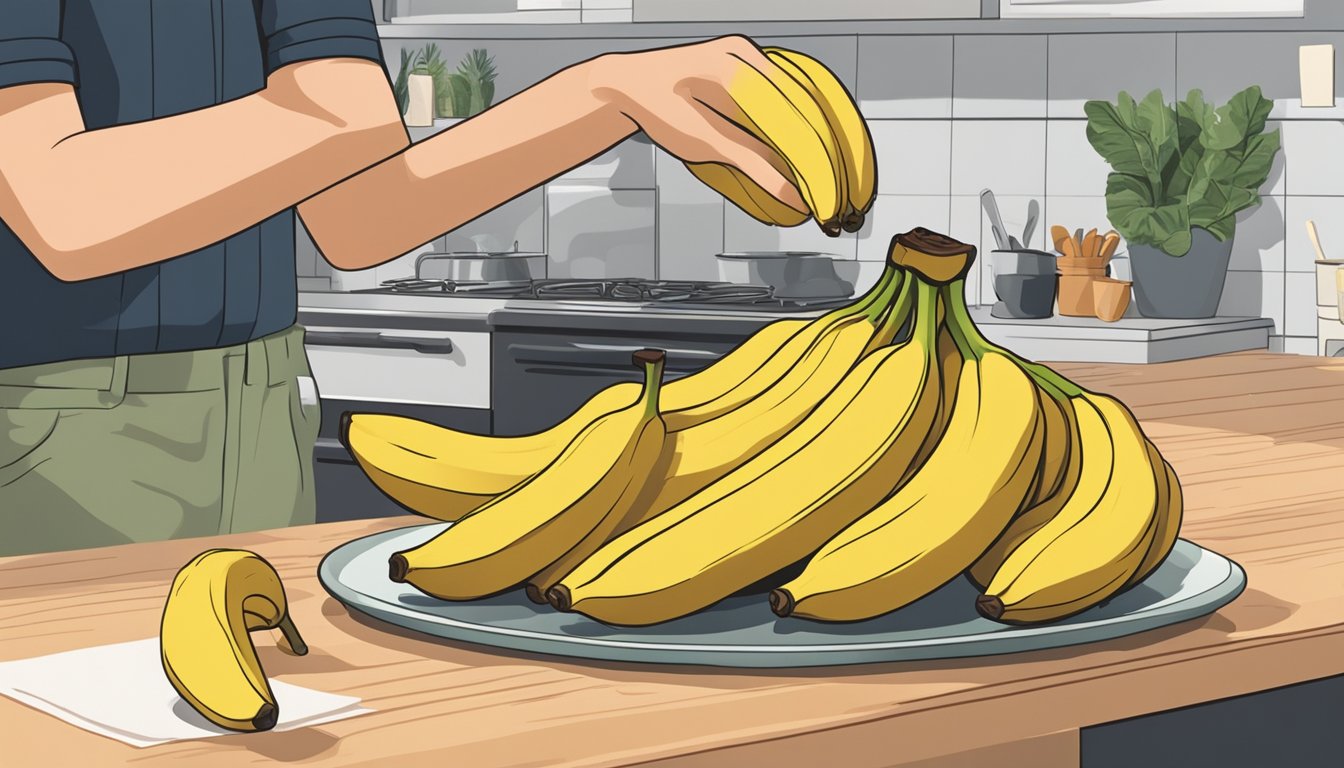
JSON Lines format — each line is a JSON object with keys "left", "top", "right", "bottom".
{"left": 1085, "top": 86, "right": 1281, "bottom": 257}
{"left": 456, "top": 48, "right": 498, "bottom": 117}
{"left": 392, "top": 48, "right": 412, "bottom": 115}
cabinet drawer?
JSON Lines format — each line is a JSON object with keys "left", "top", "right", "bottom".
{"left": 305, "top": 328, "right": 490, "bottom": 409}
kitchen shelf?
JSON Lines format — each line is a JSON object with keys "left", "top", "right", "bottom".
{"left": 972, "top": 308, "right": 1273, "bottom": 363}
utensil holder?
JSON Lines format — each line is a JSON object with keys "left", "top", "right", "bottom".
{"left": 1056, "top": 264, "right": 1106, "bottom": 317}
{"left": 1092, "top": 278, "right": 1133, "bottom": 323}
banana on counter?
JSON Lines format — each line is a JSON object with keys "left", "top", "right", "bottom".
{"left": 160, "top": 549, "right": 307, "bottom": 732}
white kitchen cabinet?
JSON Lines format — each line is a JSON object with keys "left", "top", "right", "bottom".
{"left": 305, "top": 328, "right": 491, "bottom": 409}
{"left": 1000, "top": 0, "right": 1304, "bottom": 19}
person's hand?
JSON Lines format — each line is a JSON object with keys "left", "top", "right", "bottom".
{"left": 590, "top": 36, "right": 809, "bottom": 214}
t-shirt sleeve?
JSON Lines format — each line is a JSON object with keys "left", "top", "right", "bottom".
{"left": 258, "top": 0, "right": 385, "bottom": 74}
{"left": 0, "top": 1, "right": 77, "bottom": 90}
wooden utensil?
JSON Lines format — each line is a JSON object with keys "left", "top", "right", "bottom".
{"left": 1051, "top": 225, "right": 1071, "bottom": 253}
{"left": 1082, "top": 229, "right": 1100, "bottom": 259}
{"left": 1307, "top": 219, "right": 1328, "bottom": 262}
{"left": 1098, "top": 231, "right": 1121, "bottom": 262}
{"left": 1058, "top": 235, "right": 1081, "bottom": 260}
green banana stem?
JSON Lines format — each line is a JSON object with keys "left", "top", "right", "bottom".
{"left": 912, "top": 278, "right": 940, "bottom": 347}
{"left": 635, "top": 350, "right": 667, "bottom": 419}
{"left": 940, "top": 281, "right": 1083, "bottom": 401}
{"left": 875, "top": 269, "right": 915, "bottom": 335}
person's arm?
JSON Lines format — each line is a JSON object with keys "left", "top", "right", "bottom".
{"left": 0, "top": 58, "right": 406, "bottom": 282}
{"left": 300, "top": 36, "right": 806, "bottom": 271}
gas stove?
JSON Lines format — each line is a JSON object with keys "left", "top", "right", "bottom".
{"left": 360, "top": 277, "right": 853, "bottom": 311}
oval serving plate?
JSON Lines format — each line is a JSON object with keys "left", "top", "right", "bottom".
{"left": 318, "top": 524, "right": 1246, "bottom": 669}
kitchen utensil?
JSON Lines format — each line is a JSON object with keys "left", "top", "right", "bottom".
{"left": 980, "top": 189, "right": 1010, "bottom": 251}
{"left": 1008, "top": 235, "right": 1023, "bottom": 251}
{"left": 1083, "top": 229, "right": 1100, "bottom": 259}
{"left": 1058, "top": 236, "right": 1081, "bottom": 261}
{"left": 1058, "top": 274, "right": 1100, "bottom": 317}
{"left": 1092, "top": 278, "right": 1133, "bottom": 322}
{"left": 320, "top": 524, "right": 1245, "bottom": 668}
{"left": 1051, "top": 225, "right": 1071, "bottom": 253}
{"left": 1074, "top": 228, "right": 1085, "bottom": 249}
{"left": 1022, "top": 199, "right": 1040, "bottom": 250}
{"left": 1099, "top": 231, "right": 1122, "bottom": 262}
{"left": 716, "top": 252, "right": 854, "bottom": 300}
{"left": 1307, "top": 219, "right": 1328, "bottom": 262}
{"left": 992, "top": 274, "right": 1057, "bottom": 319}
{"left": 416, "top": 243, "right": 548, "bottom": 283}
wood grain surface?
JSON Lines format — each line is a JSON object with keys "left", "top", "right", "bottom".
{"left": 2, "top": 351, "right": 1342, "bottom": 768}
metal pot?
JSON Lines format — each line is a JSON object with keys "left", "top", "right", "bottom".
{"left": 416, "top": 243, "right": 548, "bottom": 283}
{"left": 716, "top": 251, "right": 854, "bottom": 300}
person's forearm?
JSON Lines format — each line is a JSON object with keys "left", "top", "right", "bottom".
{"left": 299, "top": 56, "right": 636, "bottom": 269}
{"left": 0, "top": 60, "right": 407, "bottom": 281}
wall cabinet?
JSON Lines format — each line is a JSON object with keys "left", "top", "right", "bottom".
{"left": 1000, "top": 0, "right": 1304, "bottom": 19}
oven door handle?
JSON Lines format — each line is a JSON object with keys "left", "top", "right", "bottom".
{"left": 507, "top": 343, "right": 719, "bottom": 373}
{"left": 306, "top": 329, "right": 455, "bottom": 355}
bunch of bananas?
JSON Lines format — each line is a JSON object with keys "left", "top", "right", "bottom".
{"left": 685, "top": 45, "right": 876, "bottom": 236}
{"left": 347, "top": 227, "right": 1182, "bottom": 629}
{"left": 160, "top": 549, "right": 308, "bottom": 732}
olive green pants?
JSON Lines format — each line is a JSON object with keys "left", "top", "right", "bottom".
{"left": 0, "top": 326, "right": 322, "bottom": 557}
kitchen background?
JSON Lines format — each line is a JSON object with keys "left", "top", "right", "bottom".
{"left": 296, "top": 0, "right": 1344, "bottom": 357}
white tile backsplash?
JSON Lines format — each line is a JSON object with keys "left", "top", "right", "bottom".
{"left": 1285, "top": 196, "right": 1344, "bottom": 272}
{"left": 654, "top": 150, "right": 725, "bottom": 280}
{"left": 951, "top": 120, "right": 1047, "bottom": 196}
{"left": 441, "top": 187, "right": 546, "bottom": 254}
{"left": 953, "top": 35, "right": 1048, "bottom": 118}
{"left": 1282, "top": 121, "right": 1344, "bottom": 196}
{"left": 855, "top": 195, "right": 951, "bottom": 262}
{"left": 870, "top": 120, "right": 953, "bottom": 195}
{"left": 1175, "top": 32, "right": 1344, "bottom": 120}
{"left": 1285, "top": 272, "right": 1318, "bottom": 336}
{"left": 1045, "top": 120, "right": 1113, "bottom": 198}
{"left": 1047, "top": 34, "right": 1177, "bottom": 119}
{"left": 1219, "top": 270, "right": 1284, "bottom": 333}
{"left": 857, "top": 36, "right": 954, "bottom": 119}
{"left": 554, "top": 135, "right": 654, "bottom": 188}
{"left": 1226, "top": 196, "right": 1286, "bottom": 272}
{"left": 546, "top": 185, "right": 655, "bottom": 279}
{"left": 1283, "top": 336, "right": 1320, "bottom": 355}
{"left": 950, "top": 195, "right": 985, "bottom": 305}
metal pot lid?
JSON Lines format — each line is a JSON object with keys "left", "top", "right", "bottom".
{"left": 422, "top": 251, "right": 547, "bottom": 259}
{"left": 715, "top": 251, "right": 841, "bottom": 260}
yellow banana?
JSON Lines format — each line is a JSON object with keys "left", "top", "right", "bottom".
{"left": 389, "top": 350, "right": 668, "bottom": 600}
{"left": 975, "top": 392, "right": 1162, "bottom": 625}
{"left": 772, "top": 280, "right": 1044, "bottom": 622}
{"left": 724, "top": 50, "right": 846, "bottom": 233}
{"left": 160, "top": 549, "right": 308, "bottom": 732}
{"left": 1124, "top": 448, "right": 1183, "bottom": 589}
{"left": 686, "top": 161, "right": 808, "bottom": 228}
{"left": 764, "top": 47, "right": 877, "bottom": 232}
{"left": 643, "top": 268, "right": 909, "bottom": 514}
{"left": 550, "top": 278, "right": 944, "bottom": 626}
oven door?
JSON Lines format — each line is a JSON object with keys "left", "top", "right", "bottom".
{"left": 491, "top": 329, "right": 745, "bottom": 436}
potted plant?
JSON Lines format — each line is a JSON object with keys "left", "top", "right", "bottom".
{"left": 1084, "top": 87, "right": 1281, "bottom": 318}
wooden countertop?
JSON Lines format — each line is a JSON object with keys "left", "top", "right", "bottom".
{"left": 4, "top": 351, "right": 1344, "bottom": 767}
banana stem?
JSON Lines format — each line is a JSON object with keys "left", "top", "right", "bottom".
{"left": 633, "top": 350, "right": 667, "bottom": 419}
{"left": 275, "top": 613, "right": 309, "bottom": 656}
{"left": 940, "top": 282, "right": 1083, "bottom": 401}
{"left": 912, "top": 278, "right": 940, "bottom": 346}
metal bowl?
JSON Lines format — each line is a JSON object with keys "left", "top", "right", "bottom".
{"left": 416, "top": 250, "right": 548, "bottom": 283}
{"left": 716, "top": 251, "right": 854, "bottom": 300}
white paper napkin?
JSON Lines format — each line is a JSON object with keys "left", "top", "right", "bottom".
{"left": 0, "top": 638, "right": 371, "bottom": 748}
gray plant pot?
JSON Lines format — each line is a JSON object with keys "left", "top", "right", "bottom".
{"left": 1127, "top": 227, "right": 1235, "bottom": 319}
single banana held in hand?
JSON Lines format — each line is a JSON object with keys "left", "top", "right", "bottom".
{"left": 160, "top": 549, "right": 308, "bottom": 732}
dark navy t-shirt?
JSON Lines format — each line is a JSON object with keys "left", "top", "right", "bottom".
{"left": 0, "top": 1, "right": 384, "bottom": 369}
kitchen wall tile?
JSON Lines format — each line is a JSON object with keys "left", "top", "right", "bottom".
{"left": 855, "top": 195, "right": 951, "bottom": 262}
{"left": 1285, "top": 196, "right": 1344, "bottom": 272}
{"left": 441, "top": 187, "right": 547, "bottom": 254}
{"left": 755, "top": 36, "right": 859, "bottom": 93}
{"left": 1218, "top": 270, "right": 1284, "bottom": 334}
{"left": 1047, "top": 34, "right": 1176, "bottom": 119}
{"left": 856, "top": 36, "right": 954, "bottom": 119}
{"left": 950, "top": 195, "right": 985, "bottom": 305}
{"left": 1175, "top": 32, "right": 1344, "bottom": 120}
{"left": 1262, "top": 120, "right": 1288, "bottom": 196}
{"left": 870, "top": 120, "right": 953, "bottom": 195}
{"left": 953, "top": 35, "right": 1048, "bottom": 118}
{"left": 1045, "top": 196, "right": 1116, "bottom": 253}
{"left": 1226, "top": 195, "right": 1286, "bottom": 272}
{"left": 546, "top": 185, "right": 656, "bottom": 279}
{"left": 841, "top": 260, "right": 888, "bottom": 298}
{"left": 722, "top": 206, "right": 859, "bottom": 260}
{"left": 1267, "top": 335, "right": 1286, "bottom": 354}
{"left": 951, "top": 120, "right": 1046, "bottom": 197}
{"left": 554, "top": 135, "right": 655, "bottom": 188}
{"left": 1282, "top": 121, "right": 1344, "bottom": 196}
{"left": 654, "top": 150, "right": 725, "bottom": 280}
{"left": 1044, "top": 119, "right": 1114, "bottom": 198}
{"left": 1283, "top": 336, "right": 1320, "bottom": 356}
{"left": 1285, "top": 271, "right": 1318, "bottom": 336}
